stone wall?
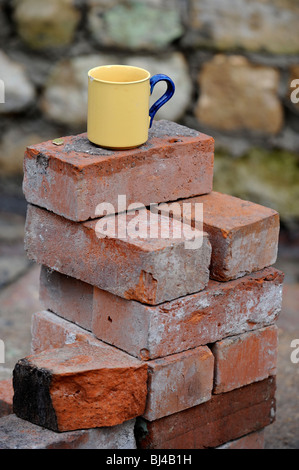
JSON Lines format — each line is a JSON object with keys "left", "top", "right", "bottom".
{"left": 0, "top": 0, "right": 299, "bottom": 226}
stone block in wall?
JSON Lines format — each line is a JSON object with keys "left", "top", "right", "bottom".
{"left": 40, "top": 54, "right": 120, "bottom": 127}
{"left": 0, "top": 50, "right": 35, "bottom": 114}
{"left": 195, "top": 55, "right": 283, "bottom": 135}
{"left": 87, "top": 0, "right": 183, "bottom": 50}
{"left": 0, "top": 4, "right": 10, "bottom": 41}
{"left": 0, "top": 127, "right": 45, "bottom": 175}
{"left": 213, "top": 148, "right": 299, "bottom": 223}
{"left": 40, "top": 52, "right": 192, "bottom": 126}
{"left": 187, "top": 0, "right": 299, "bottom": 55}
{"left": 13, "top": 0, "right": 81, "bottom": 50}
{"left": 122, "top": 53, "right": 192, "bottom": 122}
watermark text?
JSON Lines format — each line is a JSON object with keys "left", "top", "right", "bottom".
{"left": 0, "top": 79, "right": 4, "bottom": 104}
{"left": 290, "top": 339, "right": 299, "bottom": 364}
{"left": 0, "top": 339, "right": 5, "bottom": 364}
{"left": 94, "top": 196, "right": 204, "bottom": 250}
{"left": 290, "top": 79, "right": 299, "bottom": 104}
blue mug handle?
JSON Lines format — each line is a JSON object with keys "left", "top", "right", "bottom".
{"left": 149, "top": 74, "right": 175, "bottom": 128}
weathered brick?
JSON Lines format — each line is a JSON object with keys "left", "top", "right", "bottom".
{"left": 23, "top": 120, "right": 214, "bottom": 222}
{"left": 212, "top": 326, "right": 278, "bottom": 394}
{"left": 153, "top": 191, "right": 280, "bottom": 281}
{"left": 31, "top": 310, "right": 97, "bottom": 354}
{"left": 13, "top": 341, "right": 148, "bottom": 432}
{"left": 135, "top": 377, "right": 276, "bottom": 449}
{"left": 31, "top": 311, "right": 213, "bottom": 422}
{"left": 39, "top": 266, "right": 283, "bottom": 360}
{"left": 25, "top": 204, "right": 211, "bottom": 305}
{"left": 92, "top": 267, "right": 284, "bottom": 359}
{"left": 0, "top": 380, "right": 13, "bottom": 418}
{"left": 39, "top": 266, "right": 93, "bottom": 331}
{"left": 216, "top": 430, "right": 265, "bottom": 450}
{"left": 0, "top": 414, "right": 137, "bottom": 449}
{"left": 144, "top": 346, "right": 214, "bottom": 421}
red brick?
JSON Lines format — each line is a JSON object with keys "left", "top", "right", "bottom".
{"left": 153, "top": 191, "right": 280, "bottom": 281}
{"left": 216, "top": 430, "right": 265, "bottom": 449}
{"left": 25, "top": 204, "right": 211, "bottom": 305}
{"left": 39, "top": 266, "right": 93, "bottom": 331}
{"left": 135, "top": 377, "right": 276, "bottom": 449}
{"left": 212, "top": 326, "right": 278, "bottom": 394}
{"left": 13, "top": 342, "right": 148, "bottom": 432}
{"left": 31, "top": 311, "right": 212, "bottom": 422}
{"left": 0, "top": 380, "right": 13, "bottom": 417}
{"left": 31, "top": 310, "right": 97, "bottom": 354}
{"left": 0, "top": 414, "right": 137, "bottom": 449}
{"left": 23, "top": 120, "right": 214, "bottom": 222}
{"left": 92, "top": 267, "right": 284, "bottom": 359}
{"left": 144, "top": 347, "right": 214, "bottom": 421}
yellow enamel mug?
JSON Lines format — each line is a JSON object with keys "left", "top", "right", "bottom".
{"left": 87, "top": 64, "right": 175, "bottom": 149}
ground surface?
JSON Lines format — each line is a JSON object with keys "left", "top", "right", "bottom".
{"left": 0, "top": 184, "right": 298, "bottom": 449}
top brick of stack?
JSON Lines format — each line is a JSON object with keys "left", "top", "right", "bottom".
{"left": 22, "top": 120, "right": 214, "bottom": 222}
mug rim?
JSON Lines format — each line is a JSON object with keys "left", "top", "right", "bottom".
{"left": 88, "top": 64, "right": 151, "bottom": 85}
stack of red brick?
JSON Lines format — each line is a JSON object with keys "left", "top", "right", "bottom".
{"left": 0, "top": 120, "right": 283, "bottom": 449}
